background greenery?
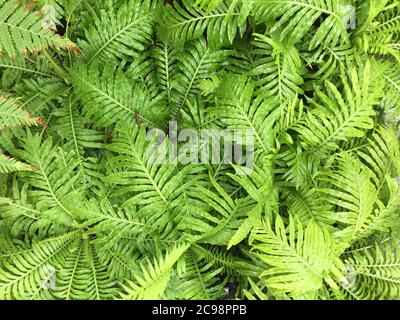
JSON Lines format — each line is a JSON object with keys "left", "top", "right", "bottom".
{"left": 0, "top": 0, "right": 399, "bottom": 300}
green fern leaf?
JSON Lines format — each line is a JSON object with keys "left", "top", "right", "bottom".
{"left": 118, "top": 244, "right": 188, "bottom": 300}
{"left": 80, "top": 0, "right": 161, "bottom": 63}
{"left": 160, "top": 0, "right": 249, "bottom": 48}
{"left": 0, "top": 0, "right": 75, "bottom": 57}
{"left": 250, "top": 215, "right": 338, "bottom": 298}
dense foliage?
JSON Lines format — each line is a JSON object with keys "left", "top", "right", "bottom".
{"left": 0, "top": 0, "right": 400, "bottom": 300}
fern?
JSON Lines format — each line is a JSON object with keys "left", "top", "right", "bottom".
{"left": 0, "top": 231, "right": 80, "bottom": 299}
{"left": 0, "top": 0, "right": 75, "bottom": 57}
{"left": 79, "top": 0, "right": 161, "bottom": 64}
{"left": 294, "top": 62, "right": 383, "bottom": 155}
{"left": 249, "top": 215, "right": 338, "bottom": 298}
{"left": 0, "top": 95, "right": 40, "bottom": 173}
{"left": 0, "top": 0, "right": 399, "bottom": 301}
{"left": 0, "top": 154, "right": 32, "bottom": 174}
{"left": 72, "top": 63, "right": 167, "bottom": 128}
{"left": 0, "top": 95, "right": 39, "bottom": 130}
{"left": 355, "top": 0, "right": 400, "bottom": 62}
{"left": 170, "top": 38, "right": 231, "bottom": 117}
{"left": 209, "top": 75, "right": 281, "bottom": 160}
{"left": 337, "top": 242, "right": 400, "bottom": 300}
{"left": 159, "top": 0, "right": 250, "bottom": 48}
{"left": 250, "top": 33, "right": 304, "bottom": 102}
{"left": 119, "top": 244, "right": 188, "bottom": 300}
{"left": 251, "top": 0, "right": 350, "bottom": 49}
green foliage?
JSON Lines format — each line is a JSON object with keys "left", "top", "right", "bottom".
{"left": 0, "top": 95, "right": 40, "bottom": 173}
{"left": 0, "top": 0, "right": 399, "bottom": 301}
{"left": 159, "top": 0, "right": 250, "bottom": 48}
{"left": 79, "top": 0, "right": 161, "bottom": 64}
{"left": 337, "top": 241, "right": 400, "bottom": 300}
{"left": 250, "top": 215, "right": 338, "bottom": 298}
{"left": 119, "top": 244, "right": 188, "bottom": 300}
{"left": 0, "top": 0, "right": 75, "bottom": 57}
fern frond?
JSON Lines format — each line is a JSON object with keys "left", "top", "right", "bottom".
{"left": 152, "top": 43, "right": 179, "bottom": 104}
{"left": 56, "top": 239, "right": 117, "bottom": 300}
{"left": 209, "top": 75, "right": 281, "bottom": 160}
{"left": 355, "top": 0, "right": 400, "bottom": 62}
{"left": 0, "top": 0, "right": 75, "bottom": 57}
{"left": 0, "top": 179, "right": 58, "bottom": 237}
{"left": 160, "top": 0, "right": 250, "bottom": 48}
{"left": 0, "top": 95, "right": 40, "bottom": 174}
{"left": 250, "top": 34, "right": 304, "bottom": 102}
{"left": 251, "top": 0, "right": 350, "bottom": 49}
{"left": 0, "top": 95, "right": 39, "bottom": 130}
{"left": 81, "top": 198, "right": 144, "bottom": 241}
{"left": 295, "top": 63, "right": 383, "bottom": 155}
{"left": 95, "top": 240, "right": 143, "bottom": 281}
{"left": 171, "top": 38, "right": 231, "bottom": 118}
{"left": 0, "top": 55, "right": 53, "bottom": 88}
{"left": 0, "top": 0, "right": 399, "bottom": 301}
{"left": 72, "top": 63, "right": 167, "bottom": 128}
{"left": 337, "top": 241, "right": 400, "bottom": 300}
{"left": 250, "top": 215, "right": 338, "bottom": 298}
{"left": 118, "top": 244, "right": 188, "bottom": 300}
{"left": 275, "top": 97, "right": 305, "bottom": 147}
{"left": 53, "top": 97, "right": 105, "bottom": 154}
{"left": 306, "top": 43, "right": 355, "bottom": 81}
{"left": 105, "top": 123, "right": 193, "bottom": 231}
{"left": 356, "top": 126, "right": 400, "bottom": 189}
{"left": 243, "top": 278, "right": 272, "bottom": 300}
{"left": 382, "top": 61, "right": 400, "bottom": 122}
{"left": 14, "top": 77, "right": 69, "bottom": 114}
{"left": 0, "top": 153, "right": 33, "bottom": 174}
{"left": 13, "top": 133, "right": 84, "bottom": 226}
{"left": 319, "top": 153, "right": 400, "bottom": 244}
{"left": 80, "top": 0, "right": 161, "bottom": 63}
{"left": 282, "top": 186, "right": 334, "bottom": 226}
{"left": 171, "top": 247, "right": 226, "bottom": 300}
{"left": 182, "top": 175, "right": 250, "bottom": 245}
{"left": 275, "top": 145, "right": 319, "bottom": 188}
{"left": 0, "top": 231, "right": 80, "bottom": 299}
